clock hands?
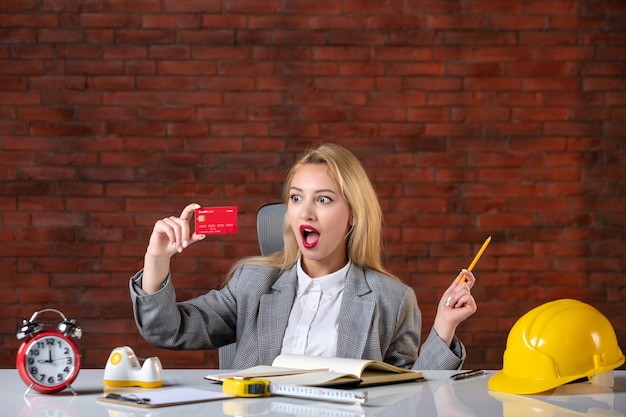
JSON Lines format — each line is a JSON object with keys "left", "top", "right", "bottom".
{"left": 37, "top": 357, "right": 69, "bottom": 363}
{"left": 36, "top": 348, "right": 53, "bottom": 364}
{"left": 36, "top": 347, "right": 67, "bottom": 363}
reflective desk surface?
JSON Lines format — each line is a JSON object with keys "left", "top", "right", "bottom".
{"left": 4, "top": 368, "right": 626, "bottom": 417}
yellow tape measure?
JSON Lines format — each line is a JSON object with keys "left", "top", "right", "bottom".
{"left": 223, "top": 378, "right": 270, "bottom": 397}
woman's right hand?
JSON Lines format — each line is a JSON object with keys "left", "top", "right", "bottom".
{"left": 142, "top": 203, "right": 206, "bottom": 294}
{"left": 146, "top": 203, "right": 206, "bottom": 258}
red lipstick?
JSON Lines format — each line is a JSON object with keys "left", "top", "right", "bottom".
{"left": 300, "top": 225, "right": 320, "bottom": 249}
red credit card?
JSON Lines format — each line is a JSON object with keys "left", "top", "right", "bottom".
{"left": 194, "top": 206, "right": 238, "bottom": 235}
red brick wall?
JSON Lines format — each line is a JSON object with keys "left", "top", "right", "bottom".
{"left": 1, "top": 0, "right": 624, "bottom": 371}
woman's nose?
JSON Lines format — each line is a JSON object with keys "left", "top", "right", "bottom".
{"left": 299, "top": 201, "right": 315, "bottom": 221}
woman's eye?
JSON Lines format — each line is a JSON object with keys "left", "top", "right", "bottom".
{"left": 290, "top": 195, "right": 301, "bottom": 202}
{"left": 317, "top": 196, "right": 332, "bottom": 204}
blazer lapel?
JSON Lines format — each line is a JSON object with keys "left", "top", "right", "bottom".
{"left": 336, "top": 265, "right": 375, "bottom": 359}
{"left": 258, "top": 267, "right": 297, "bottom": 365}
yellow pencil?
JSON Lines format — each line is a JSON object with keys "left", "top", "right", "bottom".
{"left": 459, "top": 236, "right": 491, "bottom": 284}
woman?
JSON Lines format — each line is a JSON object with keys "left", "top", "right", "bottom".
{"left": 130, "top": 143, "right": 477, "bottom": 370}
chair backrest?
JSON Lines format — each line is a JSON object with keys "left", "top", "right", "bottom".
{"left": 256, "top": 202, "right": 287, "bottom": 256}
{"left": 218, "top": 202, "right": 286, "bottom": 368}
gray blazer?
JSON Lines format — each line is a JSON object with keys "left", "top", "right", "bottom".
{"left": 130, "top": 263, "right": 465, "bottom": 370}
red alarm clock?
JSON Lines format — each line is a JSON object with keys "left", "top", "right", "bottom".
{"left": 16, "top": 308, "right": 82, "bottom": 395}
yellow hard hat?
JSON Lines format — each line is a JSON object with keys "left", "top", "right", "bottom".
{"left": 488, "top": 299, "right": 625, "bottom": 395}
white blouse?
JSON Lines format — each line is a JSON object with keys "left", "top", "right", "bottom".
{"left": 280, "top": 259, "right": 349, "bottom": 357}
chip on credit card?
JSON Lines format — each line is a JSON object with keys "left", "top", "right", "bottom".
{"left": 194, "top": 206, "right": 238, "bottom": 235}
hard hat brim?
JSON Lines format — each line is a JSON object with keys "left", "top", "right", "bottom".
{"left": 489, "top": 352, "right": 625, "bottom": 395}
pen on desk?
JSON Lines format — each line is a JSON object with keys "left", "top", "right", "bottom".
{"left": 450, "top": 369, "right": 485, "bottom": 380}
{"left": 105, "top": 393, "right": 151, "bottom": 404}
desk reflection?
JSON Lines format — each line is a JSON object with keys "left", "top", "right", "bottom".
{"left": 490, "top": 380, "right": 624, "bottom": 417}
{"left": 20, "top": 394, "right": 81, "bottom": 417}
{"left": 432, "top": 377, "right": 477, "bottom": 417}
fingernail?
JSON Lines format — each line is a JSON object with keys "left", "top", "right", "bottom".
{"left": 182, "top": 240, "right": 189, "bottom": 248}
{"left": 446, "top": 296, "right": 452, "bottom": 307}
{"left": 177, "top": 246, "right": 183, "bottom": 253}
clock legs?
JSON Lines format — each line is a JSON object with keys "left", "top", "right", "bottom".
{"left": 23, "top": 382, "right": 78, "bottom": 396}
{"left": 66, "top": 383, "right": 77, "bottom": 396}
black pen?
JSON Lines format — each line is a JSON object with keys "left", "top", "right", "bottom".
{"left": 450, "top": 369, "right": 485, "bottom": 380}
{"left": 106, "top": 393, "right": 151, "bottom": 404}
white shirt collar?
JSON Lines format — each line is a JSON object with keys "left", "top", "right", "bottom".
{"left": 296, "top": 258, "right": 349, "bottom": 300}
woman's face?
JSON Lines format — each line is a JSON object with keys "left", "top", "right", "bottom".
{"left": 287, "top": 163, "right": 353, "bottom": 277}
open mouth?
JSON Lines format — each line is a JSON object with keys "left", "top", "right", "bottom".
{"left": 300, "top": 225, "right": 320, "bottom": 249}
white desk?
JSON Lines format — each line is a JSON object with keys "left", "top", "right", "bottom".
{"left": 4, "top": 369, "right": 625, "bottom": 417}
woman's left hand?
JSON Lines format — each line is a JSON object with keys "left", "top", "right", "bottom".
{"left": 432, "top": 269, "right": 478, "bottom": 346}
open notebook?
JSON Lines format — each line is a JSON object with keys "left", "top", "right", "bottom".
{"left": 206, "top": 354, "right": 423, "bottom": 387}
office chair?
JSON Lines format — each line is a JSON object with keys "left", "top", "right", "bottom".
{"left": 218, "top": 202, "right": 287, "bottom": 369}
{"left": 255, "top": 202, "right": 287, "bottom": 258}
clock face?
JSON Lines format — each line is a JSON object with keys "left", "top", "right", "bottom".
{"left": 17, "top": 331, "right": 80, "bottom": 393}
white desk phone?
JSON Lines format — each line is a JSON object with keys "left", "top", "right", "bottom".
{"left": 103, "top": 346, "right": 164, "bottom": 388}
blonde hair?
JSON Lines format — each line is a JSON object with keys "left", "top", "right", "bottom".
{"left": 227, "top": 143, "right": 395, "bottom": 279}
